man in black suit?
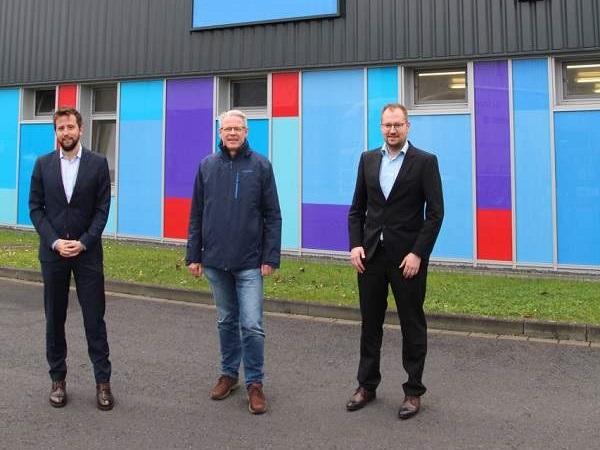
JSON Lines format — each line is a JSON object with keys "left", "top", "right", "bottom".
{"left": 346, "top": 103, "right": 444, "bottom": 419}
{"left": 29, "top": 107, "right": 114, "bottom": 411}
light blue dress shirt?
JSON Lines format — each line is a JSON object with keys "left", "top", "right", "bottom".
{"left": 60, "top": 145, "right": 82, "bottom": 203}
{"left": 379, "top": 141, "right": 408, "bottom": 200}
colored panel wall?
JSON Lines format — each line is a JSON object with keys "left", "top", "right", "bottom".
{"left": 118, "top": 80, "right": 164, "bottom": 238}
{"left": 164, "top": 78, "right": 214, "bottom": 239}
{"left": 555, "top": 111, "right": 600, "bottom": 266}
{"left": 17, "top": 124, "right": 55, "bottom": 226}
{"left": 302, "top": 204, "right": 349, "bottom": 251}
{"left": 302, "top": 69, "right": 364, "bottom": 205}
{"left": 57, "top": 84, "right": 77, "bottom": 108}
{"left": 272, "top": 72, "right": 299, "bottom": 117}
{"left": 104, "top": 196, "right": 116, "bottom": 235}
{"left": 474, "top": 61, "right": 512, "bottom": 261}
{"left": 302, "top": 69, "right": 364, "bottom": 250}
{"left": 0, "top": 88, "right": 20, "bottom": 224}
{"left": 247, "top": 119, "right": 269, "bottom": 159}
{"left": 272, "top": 118, "right": 300, "bottom": 249}
{"left": 410, "top": 115, "right": 473, "bottom": 260}
{"left": 367, "top": 67, "right": 398, "bottom": 149}
{"left": 477, "top": 209, "right": 512, "bottom": 261}
{"left": 512, "top": 59, "right": 553, "bottom": 264}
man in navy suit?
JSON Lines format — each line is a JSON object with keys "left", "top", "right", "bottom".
{"left": 346, "top": 104, "right": 444, "bottom": 419}
{"left": 29, "top": 107, "right": 114, "bottom": 410}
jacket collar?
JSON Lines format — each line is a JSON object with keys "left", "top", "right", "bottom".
{"left": 218, "top": 139, "right": 251, "bottom": 160}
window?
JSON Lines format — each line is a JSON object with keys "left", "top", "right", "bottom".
{"left": 414, "top": 68, "right": 467, "bottom": 104}
{"left": 35, "top": 89, "right": 56, "bottom": 116}
{"left": 218, "top": 76, "right": 268, "bottom": 116}
{"left": 92, "top": 85, "right": 117, "bottom": 113}
{"left": 562, "top": 61, "right": 600, "bottom": 100}
{"left": 88, "top": 85, "right": 118, "bottom": 190}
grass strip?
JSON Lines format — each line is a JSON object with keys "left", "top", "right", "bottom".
{"left": 1, "top": 229, "right": 599, "bottom": 325}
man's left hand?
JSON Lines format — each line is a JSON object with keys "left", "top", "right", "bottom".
{"left": 399, "top": 253, "right": 421, "bottom": 278}
{"left": 261, "top": 264, "right": 275, "bottom": 277}
{"left": 59, "top": 240, "right": 85, "bottom": 258}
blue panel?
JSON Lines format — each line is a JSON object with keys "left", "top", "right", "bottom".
{"left": 103, "top": 196, "right": 116, "bottom": 235}
{"left": 409, "top": 115, "right": 473, "bottom": 260}
{"left": 247, "top": 119, "right": 269, "bottom": 159}
{"left": 367, "top": 67, "right": 398, "bottom": 149}
{"left": 0, "top": 189, "right": 17, "bottom": 225}
{"left": 272, "top": 118, "right": 300, "bottom": 249}
{"left": 193, "top": 0, "right": 338, "bottom": 28}
{"left": 0, "top": 88, "right": 20, "bottom": 189}
{"left": 555, "top": 111, "right": 600, "bottom": 266}
{"left": 302, "top": 69, "right": 364, "bottom": 205}
{"left": 17, "top": 124, "right": 55, "bottom": 226}
{"left": 118, "top": 81, "right": 164, "bottom": 238}
{"left": 512, "top": 59, "right": 553, "bottom": 264}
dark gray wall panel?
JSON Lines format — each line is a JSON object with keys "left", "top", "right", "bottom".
{"left": 1, "top": 0, "right": 600, "bottom": 86}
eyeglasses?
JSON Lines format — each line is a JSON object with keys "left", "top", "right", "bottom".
{"left": 381, "top": 123, "right": 407, "bottom": 131}
{"left": 220, "top": 126, "right": 246, "bottom": 133}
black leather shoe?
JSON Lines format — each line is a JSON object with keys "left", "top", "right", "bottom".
{"left": 346, "top": 387, "right": 376, "bottom": 411}
{"left": 96, "top": 382, "right": 114, "bottom": 411}
{"left": 49, "top": 380, "right": 67, "bottom": 408}
{"left": 398, "top": 395, "right": 421, "bottom": 420}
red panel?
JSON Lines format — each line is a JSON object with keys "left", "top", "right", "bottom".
{"left": 164, "top": 198, "right": 192, "bottom": 239}
{"left": 57, "top": 84, "right": 78, "bottom": 108}
{"left": 272, "top": 72, "right": 299, "bottom": 117}
{"left": 477, "top": 209, "right": 512, "bottom": 261}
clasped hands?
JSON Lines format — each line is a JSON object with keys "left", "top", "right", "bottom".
{"left": 55, "top": 239, "right": 85, "bottom": 258}
{"left": 350, "top": 246, "right": 421, "bottom": 278}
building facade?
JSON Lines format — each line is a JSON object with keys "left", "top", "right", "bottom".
{"left": 1, "top": 0, "right": 599, "bottom": 270}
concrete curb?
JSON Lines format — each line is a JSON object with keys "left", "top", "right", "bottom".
{"left": 2, "top": 266, "right": 598, "bottom": 343}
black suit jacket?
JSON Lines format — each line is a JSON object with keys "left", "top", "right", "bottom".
{"left": 29, "top": 148, "right": 111, "bottom": 263}
{"left": 348, "top": 143, "right": 444, "bottom": 265}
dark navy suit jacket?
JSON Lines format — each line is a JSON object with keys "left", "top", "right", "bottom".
{"left": 29, "top": 147, "right": 111, "bottom": 263}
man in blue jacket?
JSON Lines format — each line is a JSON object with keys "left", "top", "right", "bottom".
{"left": 186, "top": 109, "right": 282, "bottom": 415}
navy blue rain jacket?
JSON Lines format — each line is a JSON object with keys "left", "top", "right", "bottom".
{"left": 185, "top": 140, "right": 282, "bottom": 271}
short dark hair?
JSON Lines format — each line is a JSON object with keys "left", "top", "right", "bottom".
{"left": 381, "top": 103, "right": 409, "bottom": 120}
{"left": 53, "top": 107, "right": 83, "bottom": 130}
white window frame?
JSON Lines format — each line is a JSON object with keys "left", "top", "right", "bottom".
{"left": 217, "top": 74, "right": 270, "bottom": 118}
{"left": 554, "top": 56, "right": 600, "bottom": 110}
{"left": 21, "top": 87, "right": 56, "bottom": 122}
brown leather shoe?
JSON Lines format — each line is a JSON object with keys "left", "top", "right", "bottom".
{"left": 247, "top": 382, "right": 267, "bottom": 414}
{"left": 346, "top": 387, "right": 376, "bottom": 411}
{"left": 96, "top": 382, "right": 114, "bottom": 411}
{"left": 210, "top": 375, "right": 239, "bottom": 400}
{"left": 49, "top": 380, "right": 67, "bottom": 408}
{"left": 398, "top": 395, "right": 421, "bottom": 420}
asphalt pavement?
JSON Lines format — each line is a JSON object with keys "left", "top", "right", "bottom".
{"left": 1, "top": 277, "right": 599, "bottom": 450}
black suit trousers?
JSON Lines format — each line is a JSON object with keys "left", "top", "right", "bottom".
{"left": 357, "top": 244, "right": 428, "bottom": 396}
{"left": 41, "top": 255, "right": 111, "bottom": 383}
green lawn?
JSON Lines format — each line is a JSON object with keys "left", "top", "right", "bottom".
{"left": 1, "top": 228, "right": 599, "bottom": 324}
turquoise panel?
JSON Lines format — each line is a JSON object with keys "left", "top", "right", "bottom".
{"left": 272, "top": 118, "right": 300, "bottom": 249}
{"left": 302, "top": 69, "right": 364, "bottom": 205}
{"left": 367, "top": 67, "right": 398, "bottom": 149}
{"left": 512, "top": 59, "right": 553, "bottom": 264}
{"left": 247, "top": 118, "right": 269, "bottom": 159}
{"left": 0, "top": 88, "right": 20, "bottom": 189}
{"left": 103, "top": 196, "right": 116, "bottom": 235}
{"left": 17, "top": 124, "right": 55, "bottom": 226}
{"left": 410, "top": 115, "right": 473, "bottom": 260}
{"left": 555, "top": 111, "right": 600, "bottom": 266}
{"left": 118, "top": 81, "right": 164, "bottom": 238}
{"left": 0, "top": 189, "right": 17, "bottom": 224}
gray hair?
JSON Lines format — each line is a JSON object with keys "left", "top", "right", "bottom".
{"left": 219, "top": 109, "right": 248, "bottom": 127}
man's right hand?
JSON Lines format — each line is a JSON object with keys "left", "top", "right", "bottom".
{"left": 188, "top": 262, "right": 203, "bottom": 277}
{"left": 350, "top": 246, "right": 366, "bottom": 273}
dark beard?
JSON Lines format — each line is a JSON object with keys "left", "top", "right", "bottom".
{"left": 60, "top": 138, "right": 79, "bottom": 152}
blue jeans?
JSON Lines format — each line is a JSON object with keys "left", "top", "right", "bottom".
{"left": 203, "top": 266, "right": 265, "bottom": 386}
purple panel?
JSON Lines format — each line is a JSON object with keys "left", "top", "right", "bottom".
{"left": 302, "top": 203, "right": 349, "bottom": 251}
{"left": 165, "top": 78, "right": 214, "bottom": 198}
{"left": 474, "top": 61, "right": 511, "bottom": 209}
